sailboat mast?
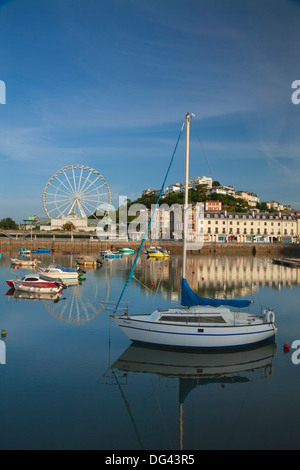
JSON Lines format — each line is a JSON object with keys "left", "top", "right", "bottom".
{"left": 182, "top": 112, "right": 193, "bottom": 279}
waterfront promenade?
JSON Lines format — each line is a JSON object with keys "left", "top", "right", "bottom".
{"left": 0, "top": 233, "right": 299, "bottom": 256}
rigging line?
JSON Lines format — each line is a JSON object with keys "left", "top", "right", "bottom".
{"left": 152, "top": 264, "right": 164, "bottom": 303}
{"left": 115, "top": 119, "right": 185, "bottom": 311}
{"left": 112, "top": 370, "right": 145, "bottom": 450}
{"left": 191, "top": 120, "right": 215, "bottom": 182}
{"left": 132, "top": 275, "right": 153, "bottom": 293}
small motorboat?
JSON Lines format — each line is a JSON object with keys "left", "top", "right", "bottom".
{"left": 100, "top": 250, "right": 122, "bottom": 259}
{"left": 38, "top": 265, "right": 80, "bottom": 280}
{"left": 146, "top": 247, "right": 170, "bottom": 259}
{"left": 118, "top": 248, "right": 135, "bottom": 254}
{"left": 76, "top": 256, "right": 103, "bottom": 267}
{"left": 10, "top": 258, "right": 40, "bottom": 267}
{"left": 19, "top": 248, "right": 31, "bottom": 255}
{"left": 6, "top": 273, "right": 64, "bottom": 293}
{"left": 31, "top": 248, "right": 54, "bottom": 254}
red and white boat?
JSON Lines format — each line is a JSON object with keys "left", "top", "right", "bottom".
{"left": 6, "top": 273, "right": 64, "bottom": 294}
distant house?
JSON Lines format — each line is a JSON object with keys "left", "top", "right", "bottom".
{"left": 142, "top": 188, "right": 159, "bottom": 196}
{"left": 266, "top": 200, "right": 286, "bottom": 211}
{"left": 236, "top": 191, "right": 260, "bottom": 206}
{"left": 162, "top": 183, "right": 182, "bottom": 197}
{"left": 189, "top": 176, "right": 212, "bottom": 189}
{"left": 207, "top": 185, "right": 235, "bottom": 197}
{"left": 205, "top": 200, "right": 222, "bottom": 212}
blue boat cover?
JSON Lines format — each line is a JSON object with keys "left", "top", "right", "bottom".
{"left": 54, "top": 265, "right": 77, "bottom": 272}
{"left": 181, "top": 278, "right": 251, "bottom": 308}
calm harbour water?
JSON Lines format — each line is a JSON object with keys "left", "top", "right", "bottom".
{"left": 0, "top": 249, "right": 300, "bottom": 450}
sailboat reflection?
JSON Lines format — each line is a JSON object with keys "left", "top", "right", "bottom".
{"left": 108, "top": 342, "right": 276, "bottom": 449}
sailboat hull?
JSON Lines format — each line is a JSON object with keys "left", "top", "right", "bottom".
{"left": 112, "top": 316, "right": 277, "bottom": 349}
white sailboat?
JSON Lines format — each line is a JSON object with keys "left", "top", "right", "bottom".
{"left": 111, "top": 113, "right": 277, "bottom": 349}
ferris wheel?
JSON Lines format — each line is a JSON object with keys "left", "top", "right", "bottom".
{"left": 43, "top": 165, "right": 111, "bottom": 219}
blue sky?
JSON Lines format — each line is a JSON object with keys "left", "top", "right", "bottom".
{"left": 0, "top": 0, "right": 300, "bottom": 222}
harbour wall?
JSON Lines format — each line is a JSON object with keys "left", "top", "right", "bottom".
{"left": 0, "top": 238, "right": 299, "bottom": 257}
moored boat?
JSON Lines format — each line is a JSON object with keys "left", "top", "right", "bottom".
{"left": 100, "top": 250, "right": 122, "bottom": 259}
{"left": 111, "top": 113, "right": 277, "bottom": 349}
{"left": 10, "top": 258, "right": 39, "bottom": 267}
{"left": 6, "top": 273, "right": 64, "bottom": 293}
{"left": 118, "top": 248, "right": 135, "bottom": 254}
{"left": 19, "top": 248, "right": 31, "bottom": 255}
{"left": 76, "top": 256, "right": 102, "bottom": 267}
{"left": 147, "top": 247, "right": 170, "bottom": 259}
{"left": 38, "top": 264, "right": 80, "bottom": 280}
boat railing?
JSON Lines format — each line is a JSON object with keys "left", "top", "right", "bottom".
{"left": 99, "top": 300, "right": 130, "bottom": 316}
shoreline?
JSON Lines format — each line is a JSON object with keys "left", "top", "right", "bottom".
{"left": 0, "top": 238, "right": 299, "bottom": 256}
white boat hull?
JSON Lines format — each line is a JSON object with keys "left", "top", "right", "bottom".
{"left": 38, "top": 270, "right": 78, "bottom": 280}
{"left": 11, "top": 258, "right": 38, "bottom": 266}
{"left": 112, "top": 316, "right": 277, "bottom": 349}
{"left": 13, "top": 281, "right": 62, "bottom": 294}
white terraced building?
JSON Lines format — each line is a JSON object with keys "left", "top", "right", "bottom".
{"left": 148, "top": 206, "right": 298, "bottom": 243}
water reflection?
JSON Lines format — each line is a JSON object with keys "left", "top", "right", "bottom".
{"left": 134, "top": 254, "right": 300, "bottom": 301}
{"left": 105, "top": 342, "right": 276, "bottom": 449}
{"left": 6, "top": 288, "right": 62, "bottom": 302}
{"left": 3, "top": 252, "right": 299, "bottom": 324}
{"left": 5, "top": 268, "right": 110, "bottom": 325}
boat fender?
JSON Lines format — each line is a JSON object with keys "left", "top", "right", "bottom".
{"left": 266, "top": 309, "right": 275, "bottom": 324}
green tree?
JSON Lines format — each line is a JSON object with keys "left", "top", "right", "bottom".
{"left": 61, "top": 221, "right": 76, "bottom": 231}
{"left": 256, "top": 201, "right": 270, "bottom": 211}
{"left": 0, "top": 217, "right": 18, "bottom": 230}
